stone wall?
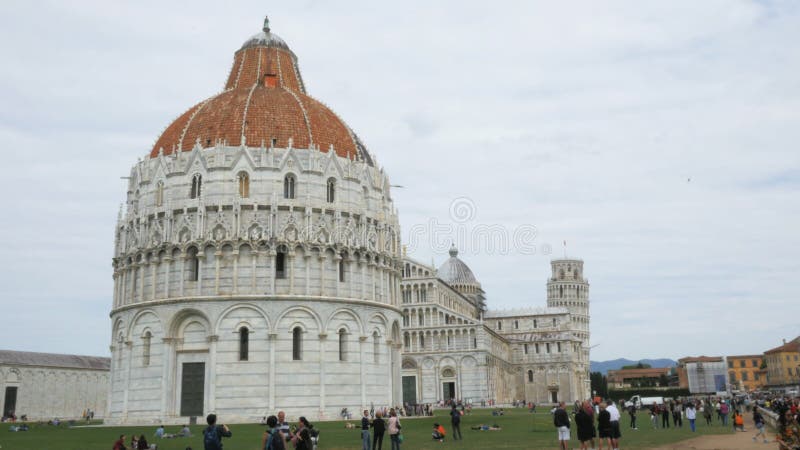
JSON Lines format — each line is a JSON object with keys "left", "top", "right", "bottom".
{"left": 0, "top": 365, "right": 108, "bottom": 420}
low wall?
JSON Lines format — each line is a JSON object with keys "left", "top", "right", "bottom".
{"left": 756, "top": 406, "right": 779, "bottom": 429}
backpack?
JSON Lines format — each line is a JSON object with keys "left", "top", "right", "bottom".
{"left": 265, "top": 429, "right": 286, "bottom": 450}
{"left": 204, "top": 426, "right": 221, "bottom": 450}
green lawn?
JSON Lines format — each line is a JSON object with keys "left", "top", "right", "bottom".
{"left": 0, "top": 409, "right": 735, "bottom": 450}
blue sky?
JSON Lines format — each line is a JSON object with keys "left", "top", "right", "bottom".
{"left": 0, "top": 0, "right": 798, "bottom": 360}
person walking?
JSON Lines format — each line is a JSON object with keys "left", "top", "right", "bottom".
{"left": 686, "top": 402, "right": 697, "bottom": 432}
{"left": 450, "top": 404, "right": 462, "bottom": 441}
{"left": 719, "top": 401, "right": 729, "bottom": 427}
{"left": 607, "top": 400, "right": 622, "bottom": 450}
{"left": 753, "top": 408, "right": 769, "bottom": 443}
{"left": 388, "top": 408, "right": 401, "bottom": 450}
{"left": 372, "top": 410, "right": 386, "bottom": 450}
{"left": 361, "top": 409, "right": 372, "bottom": 450}
{"left": 203, "top": 414, "right": 232, "bottom": 450}
{"left": 553, "top": 401, "right": 571, "bottom": 450}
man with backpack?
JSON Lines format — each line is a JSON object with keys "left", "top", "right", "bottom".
{"left": 203, "top": 414, "right": 232, "bottom": 450}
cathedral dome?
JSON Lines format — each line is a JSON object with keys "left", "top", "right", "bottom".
{"left": 438, "top": 245, "right": 479, "bottom": 286}
{"left": 151, "top": 17, "right": 372, "bottom": 165}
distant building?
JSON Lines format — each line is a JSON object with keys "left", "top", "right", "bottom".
{"left": 725, "top": 355, "right": 764, "bottom": 392}
{"left": 399, "top": 248, "right": 591, "bottom": 405}
{"left": 677, "top": 356, "right": 726, "bottom": 394}
{"left": 607, "top": 367, "right": 671, "bottom": 389}
{"left": 764, "top": 337, "right": 800, "bottom": 391}
{"left": 0, "top": 350, "right": 109, "bottom": 420}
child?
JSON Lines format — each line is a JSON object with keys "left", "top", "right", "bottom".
{"left": 733, "top": 410, "right": 745, "bottom": 432}
{"left": 432, "top": 423, "right": 446, "bottom": 442}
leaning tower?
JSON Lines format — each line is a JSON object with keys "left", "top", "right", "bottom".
{"left": 547, "top": 259, "right": 590, "bottom": 397}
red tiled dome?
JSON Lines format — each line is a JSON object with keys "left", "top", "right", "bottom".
{"left": 151, "top": 19, "right": 372, "bottom": 165}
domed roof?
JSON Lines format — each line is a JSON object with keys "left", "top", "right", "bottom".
{"left": 438, "top": 244, "right": 480, "bottom": 286}
{"left": 151, "top": 16, "right": 373, "bottom": 165}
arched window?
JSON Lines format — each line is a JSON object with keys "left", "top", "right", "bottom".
{"left": 557, "top": 342, "right": 562, "bottom": 353}
{"left": 533, "top": 319, "right": 538, "bottom": 328}
{"left": 187, "top": 247, "right": 199, "bottom": 281}
{"left": 524, "top": 343, "right": 529, "bottom": 355}
{"left": 546, "top": 343, "right": 551, "bottom": 354}
{"left": 339, "top": 257, "right": 346, "bottom": 283}
{"left": 190, "top": 174, "right": 202, "bottom": 199}
{"left": 275, "top": 248, "right": 286, "bottom": 279}
{"left": 514, "top": 320, "right": 519, "bottom": 329}
{"left": 292, "top": 327, "right": 302, "bottom": 360}
{"left": 326, "top": 178, "right": 336, "bottom": 203}
{"left": 420, "top": 334, "right": 425, "bottom": 349}
{"left": 535, "top": 343, "right": 540, "bottom": 354}
{"left": 155, "top": 181, "right": 164, "bottom": 207}
{"left": 472, "top": 337, "right": 477, "bottom": 349}
{"left": 552, "top": 318, "right": 557, "bottom": 327}
{"left": 237, "top": 171, "right": 250, "bottom": 198}
{"left": 142, "top": 331, "right": 152, "bottom": 366}
{"left": 373, "top": 331, "right": 380, "bottom": 363}
{"left": 283, "top": 174, "right": 296, "bottom": 199}
{"left": 528, "top": 370, "right": 533, "bottom": 382}
{"left": 559, "top": 286, "right": 563, "bottom": 298}
{"left": 497, "top": 321, "right": 502, "bottom": 330}
{"left": 418, "top": 313, "right": 424, "bottom": 326}
{"left": 404, "top": 264, "right": 410, "bottom": 278}
{"left": 239, "top": 327, "right": 249, "bottom": 361}
{"left": 338, "top": 328, "right": 347, "bottom": 361}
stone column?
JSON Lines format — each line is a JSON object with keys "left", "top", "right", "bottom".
{"left": 232, "top": 250, "right": 239, "bottom": 294}
{"left": 334, "top": 253, "right": 342, "bottom": 298}
{"left": 288, "top": 251, "right": 296, "bottom": 295}
{"left": 318, "top": 333, "right": 328, "bottom": 414}
{"left": 207, "top": 335, "right": 219, "bottom": 411}
{"left": 160, "top": 337, "right": 177, "bottom": 419}
{"left": 163, "top": 255, "right": 172, "bottom": 299}
{"left": 214, "top": 249, "right": 221, "bottom": 294}
{"left": 251, "top": 250, "right": 257, "bottom": 293}
{"left": 318, "top": 253, "right": 326, "bottom": 297}
{"left": 359, "top": 335, "right": 368, "bottom": 408}
{"left": 122, "top": 339, "right": 133, "bottom": 420}
{"left": 151, "top": 259, "right": 158, "bottom": 300}
{"left": 304, "top": 253, "right": 311, "bottom": 296}
{"left": 197, "top": 253, "right": 205, "bottom": 295}
{"left": 360, "top": 259, "right": 367, "bottom": 300}
{"left": 268, "top": 249, "right": 277, "bottom": 295}
{"left": 268, "top": 333, "right": 277, "bottom": 410}
{"left": 180, "top": 253, "right": 186, "bottom": 297}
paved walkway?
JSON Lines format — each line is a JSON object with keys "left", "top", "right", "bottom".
{"left": 652, "top": 415, "right": 775, "bottom": 450}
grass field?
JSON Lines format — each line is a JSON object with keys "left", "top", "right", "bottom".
{"left": 0, "top": 408, "right": 735, "bottom": 450}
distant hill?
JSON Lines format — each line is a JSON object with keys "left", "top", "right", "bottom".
{"left": 591, "top": 358, "right": 677, "bottom": 375}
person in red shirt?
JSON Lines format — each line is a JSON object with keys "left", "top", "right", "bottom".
{"left": 112, "top": 434, "right": 127, "bottom": 450}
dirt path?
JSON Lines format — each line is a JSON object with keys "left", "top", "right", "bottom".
{"left": 652, "top": 414, "right": 775, "bottom": 450}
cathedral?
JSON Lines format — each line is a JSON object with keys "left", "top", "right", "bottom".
{"left": 106, "top": 16, "right": 590, "bottom": 424}
{"left": 399, "top": 247, "right": 590, "bottom": 406}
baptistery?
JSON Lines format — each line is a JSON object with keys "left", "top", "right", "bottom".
{"left": 108, "top": 17, "right": 402, "bottom": 424}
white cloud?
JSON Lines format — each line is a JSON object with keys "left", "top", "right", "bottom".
{"left": 0, "top": 0, "right": 798, "bottom": 360}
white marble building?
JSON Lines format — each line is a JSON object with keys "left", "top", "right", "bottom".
{"left": 107, "top": 17, "right": 403, "bottom": 424}
{"left": 0, "top": 350, "right": 109, "bottom": 420}
{"left": 400, "top": 247, "right": 591, "bottom": 405}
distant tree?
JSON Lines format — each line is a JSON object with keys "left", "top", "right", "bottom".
{"left": 590, "top": 371, "right": 608, "bottom": 398}
{"left": 621, "top": 361, "right": 652, "bottom": 370}
{"left": 659, "top": 374, "right": 669, "bottom": 387}
{"left": 760, "top": 360, "right": 767, "bottom": 369}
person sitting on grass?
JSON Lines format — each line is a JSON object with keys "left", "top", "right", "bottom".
{"left": 155, "top": 425, "right": 165, "bottom": 439}
{"left": 432, "top": 423, "right": 446, "bottom": 441}
{"left": 113, "top": 434, "right": 127, "bottom": 450}
{"left": 178, "top": 424, "right": 192, "bottom": 437}
{"left": 470, "top": 424, "right": 502, "bottom": 431}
